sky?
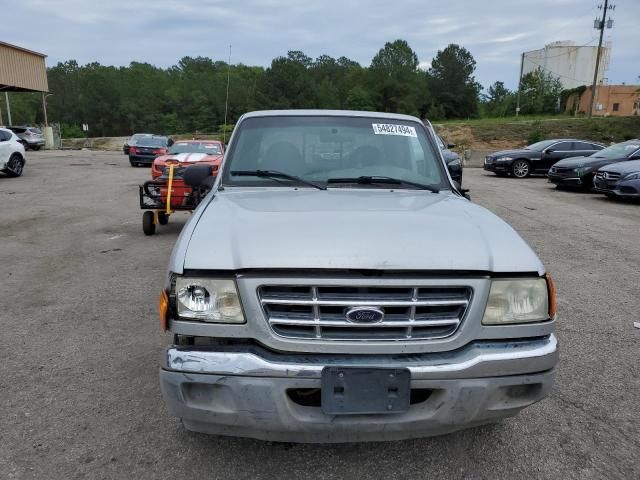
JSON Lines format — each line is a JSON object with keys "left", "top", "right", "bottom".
{"left": 4, "top": 0, "right": 639, "bottom": 91}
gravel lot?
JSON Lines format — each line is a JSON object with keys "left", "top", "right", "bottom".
{"left": 1, "top": 151, "right": 638, "bottom": 479}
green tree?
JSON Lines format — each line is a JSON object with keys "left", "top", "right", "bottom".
{"left": 427, "top": 44, "right": 481, "bottom": 119}
{"left": 369, "top": 39, "right": 422, "bottom": 115}
{"left": 518, "top": 68, "right": 563, "bottom": 115}
{"left": 256, "top": 51, "right": 315, "bottom": 109}
{"left": 482, "top": 81, "right": 515, "bottom": 117}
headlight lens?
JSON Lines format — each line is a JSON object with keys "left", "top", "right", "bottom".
{"left": 482, "top": 278, "right": 549, "bottom": 325}
{"left": 497, "top": 156, "right": 513, "bottom": 162}
{"left": 176, "top": 277, "right": 245, "bottom": 323}
{"left": 624, "top": 171, "right": 640, "bottom": 180}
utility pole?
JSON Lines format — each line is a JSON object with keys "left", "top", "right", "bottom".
{"left": 4, "top": 91, "right": 12, "bottom": 125}
{"left": 42, "top": 93, "right": 49, "bottom": 127}
{"left": 515, "top": 52, "right": 525, "bottom": 117}
{"left": 588, "top": 0, "right": 614, "bottom": 118}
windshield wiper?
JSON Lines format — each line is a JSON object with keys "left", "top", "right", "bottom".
{"left": 326, "top": 176, "right": 440, "bottom": 193}
{"left": 230, "top": 170, "right": 326, "bottom": 190}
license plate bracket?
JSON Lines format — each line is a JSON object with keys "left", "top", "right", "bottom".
{"left": 321, "top": 367, "right": 410, "bottom": 415}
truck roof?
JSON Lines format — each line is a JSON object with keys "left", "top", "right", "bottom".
{"left": 240, "top": 109, "right": 423, "bottom": 123}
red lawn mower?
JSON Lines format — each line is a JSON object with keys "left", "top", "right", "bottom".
{"left": 139, "top": 161, "right": 214, "bottom": 235}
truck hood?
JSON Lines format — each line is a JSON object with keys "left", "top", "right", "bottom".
{"left": 178, "top": 189, "right": 544, "bottom": 274}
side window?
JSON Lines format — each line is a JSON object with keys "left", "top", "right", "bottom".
{"left": 553, "top": 142, "right": 572, "bottom": 151}
{"left": 0, "top": 130, "right": 10, "bottom": 141}
{"left": 591, "top": 143, "right": 604, "bottom": 150}
{"left": 574, "top": 142, "right": 595, "bottom": 150}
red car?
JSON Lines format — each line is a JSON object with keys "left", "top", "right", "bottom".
{"left": 151, "top": 140, "right": 224, "bottom": 179}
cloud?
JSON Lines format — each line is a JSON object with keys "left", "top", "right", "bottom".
{"left": 3, "top": 0, "right": 638, "bottom": 89}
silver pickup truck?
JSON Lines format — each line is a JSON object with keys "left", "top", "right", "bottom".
{"left": 158, "top": 110, "right": 558, "bottom": 443}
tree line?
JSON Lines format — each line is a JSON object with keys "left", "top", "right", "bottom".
{"left": 4, "top": 39, "right": 566, "bottom": 137}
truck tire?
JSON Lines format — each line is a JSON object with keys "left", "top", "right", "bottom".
{"left": 3, "top": 154, "right": 25, "bottom": 177}
{"left": 157, "top": 212, "right": 169, "bottom": 225}
{"left": 142, "top": 211, "right": 156, "bottom": 235}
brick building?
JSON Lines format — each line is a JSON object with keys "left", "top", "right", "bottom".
{"left": 567, "top": 85, "right": 640, "bottom": 117}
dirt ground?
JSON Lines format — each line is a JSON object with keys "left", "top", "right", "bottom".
{"left": 1, "top": 151, "right": 639, "bottom": 479}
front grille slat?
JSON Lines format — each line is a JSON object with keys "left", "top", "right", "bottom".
{"left": 259, "top": 284, "right": 472, "bottom": 342}
{"left": 268, "top": 318, "right": 460, "bottom": 327}
{"left": 260, "top": 298, "right": 468, "bottom": 307}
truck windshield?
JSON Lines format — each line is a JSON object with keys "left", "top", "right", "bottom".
{"left": 222, "top": 116, "right": 446, "bottom": 189}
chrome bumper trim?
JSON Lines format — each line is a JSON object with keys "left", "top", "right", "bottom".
{"left": 163, "top": 334, "right": 558, "bottom": 380}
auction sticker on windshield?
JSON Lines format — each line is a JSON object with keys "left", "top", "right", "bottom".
{"left": 372, "top": 123, "right": 417, "bottom": 137}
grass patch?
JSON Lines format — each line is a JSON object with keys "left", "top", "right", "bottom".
{"left": 436, "top": 116, "right": 640, "bottom": 150}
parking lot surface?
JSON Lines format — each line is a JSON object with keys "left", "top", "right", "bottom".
{"left": 1, "top": 151, "right": 639, "bottom": 479}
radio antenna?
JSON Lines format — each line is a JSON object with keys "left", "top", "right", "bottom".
{"left": 223, "top": 44, "right": 232, "bottom": 145}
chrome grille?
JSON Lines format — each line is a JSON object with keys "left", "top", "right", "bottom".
{"left": 551, "top": 167, "right": 573, "bottom": 175}
{"left": 258, "top": 285, "right": 472, "bottom": 341}
{"left": 597, "top": 171, "right": 621, "bottom": 180}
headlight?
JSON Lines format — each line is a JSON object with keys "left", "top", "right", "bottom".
{"left": 624, "top": 171, "right": 640, "bottom": 180}
{"left": 497, "top": 156, "right": 513, "bottom": 162}
{"left": 482, "top": 278, "right": 550, "bottom": 325}
{"left": 176, "top": 277, "right": 245, "bottom": 323}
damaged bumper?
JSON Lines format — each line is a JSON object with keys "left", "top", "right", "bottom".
{"left": 159, "top": 335, "right": 558, "bottom": 442}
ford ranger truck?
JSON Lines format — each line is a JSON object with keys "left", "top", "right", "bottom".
{"left": 158, "top": 110, "right": 558, "bottom": 443}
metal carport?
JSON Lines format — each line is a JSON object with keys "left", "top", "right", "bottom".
{"left": 0, "top": 41, "right": 51, "bottom": 146}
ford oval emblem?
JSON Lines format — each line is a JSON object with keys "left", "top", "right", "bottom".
{"left": 345, "top": 306, "right": 385, "bottom": 324}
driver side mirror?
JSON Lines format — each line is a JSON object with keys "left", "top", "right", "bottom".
{"left": 544, "top": 148, "right": 554, "bottom": 154}
{"left": 452, "top": 181, "right": 471, "bottom": 200}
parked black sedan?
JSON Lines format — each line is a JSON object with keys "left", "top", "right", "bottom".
{"left": 436, "top": 135, "right": 463, "bottom": 185}
{"left": 128, "top": 135, "right": 171, "bottom": 167}
{"left": 123, "top": 133, "right": 154, "bottom": 155}
{"left": 593, "top": 159, "right": 640, "bottom": 200}
{"left": 548, "top": 139, "right": 640, "bottom": 190}
{"left": 484, "top": 139, "right": 604, "bottom": 178}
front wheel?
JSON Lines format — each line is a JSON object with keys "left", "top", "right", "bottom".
{"left": 511, "top": 159, "right": 531, "bottom": 178}
{"left": 3, "top": 154, "right": 24, "bottom": 177}
{"left": 142, "top": 211, "right": 156, "bottom": 236}
{"left": 31, "top": 145, "right": 41, "bottom": 151}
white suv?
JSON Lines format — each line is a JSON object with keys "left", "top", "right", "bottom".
{"left": 0, "top": 127, "right": 26, "bottom": 177}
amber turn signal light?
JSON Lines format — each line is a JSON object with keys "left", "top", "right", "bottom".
{"left": 545, "top": 274, "right": 556, "bottom": 319}
{"left": 159, "top": 290, "right": 169, "bottom": 332}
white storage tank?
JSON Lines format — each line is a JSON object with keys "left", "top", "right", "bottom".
{"left": 522, "top": 41, "right": 610, "bottom": 89}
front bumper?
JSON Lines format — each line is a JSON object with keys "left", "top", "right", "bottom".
{"left": 160, "top": 334, "right": 558, "bottom": 442}
{"left": 547, "top": 173, "right": 585, "bottom": 186}
{"left": 483, "top": 160, "right": 510, "bottom": 173}
{"left": 129, "top": 154, "right": 157, "bottom": 165}
{"left": 593, "top": 177, "right": 640, "bottom": 198}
